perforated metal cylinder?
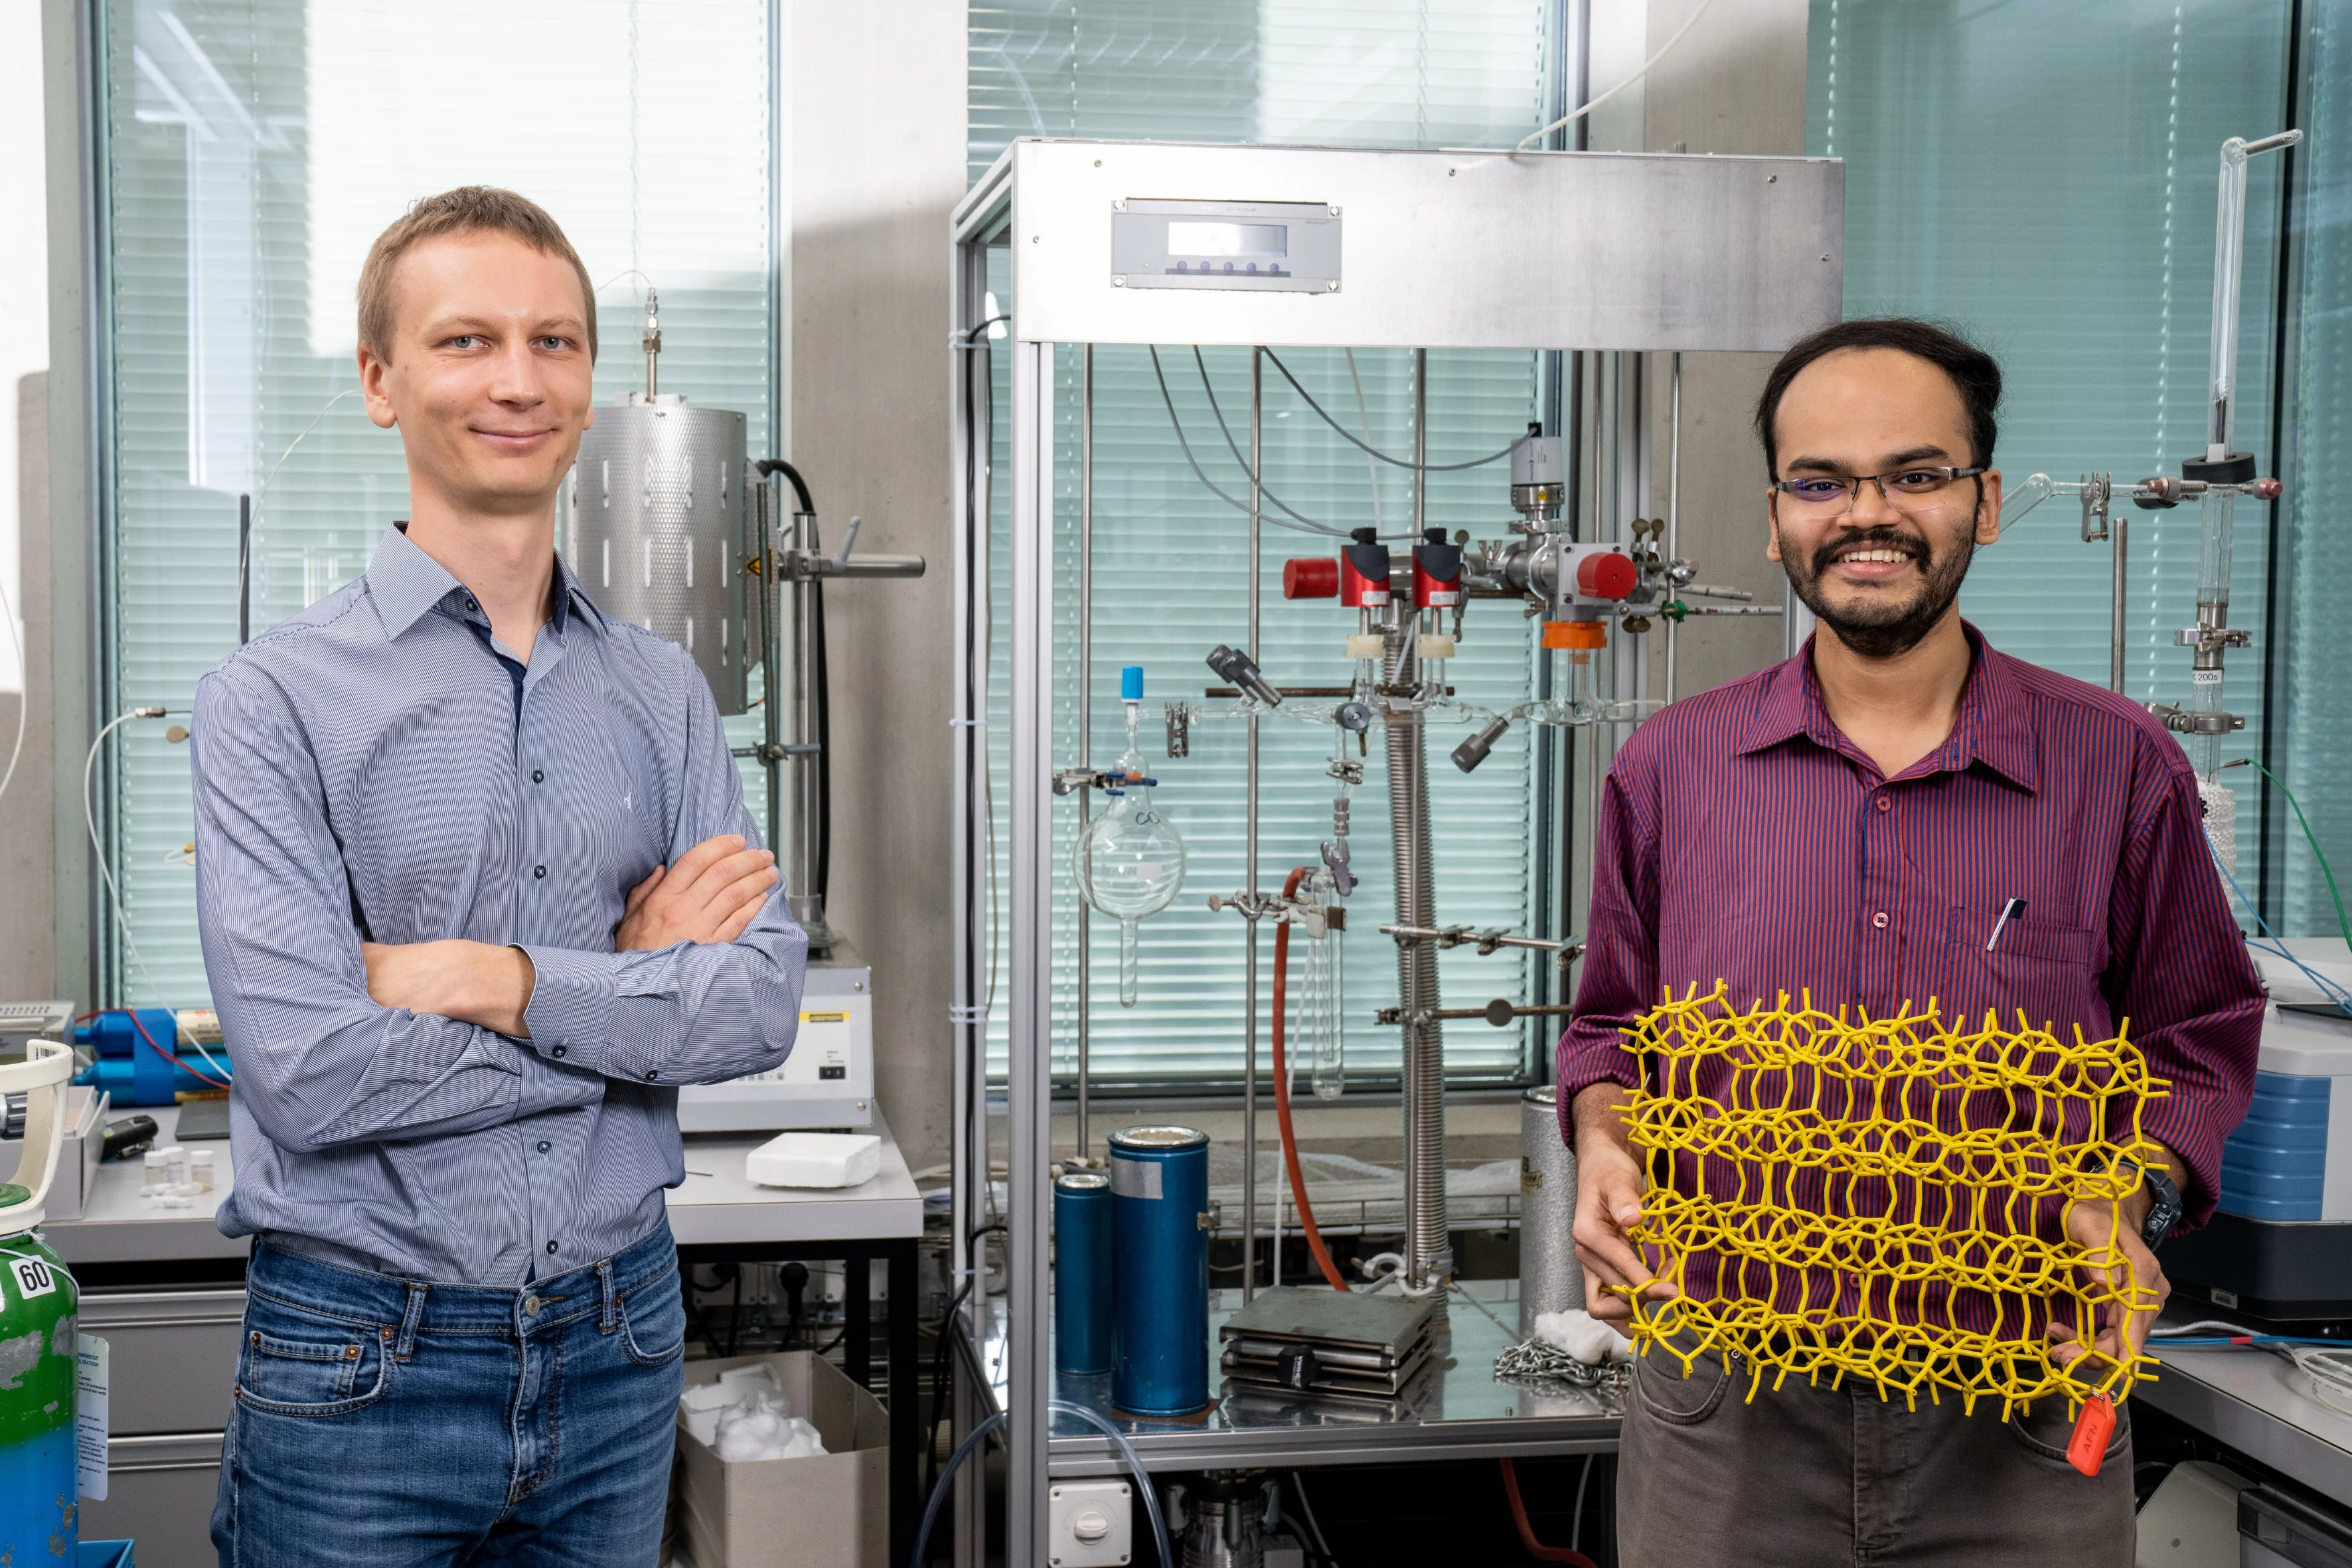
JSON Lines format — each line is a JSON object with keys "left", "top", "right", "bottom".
{"left": 564, "top": 394, "right": 751, "bottom": 713}
{"left": 1520, "top": 1085, "right": 1583, "bottom": 1335}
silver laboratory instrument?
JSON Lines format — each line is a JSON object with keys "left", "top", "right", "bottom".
{"left": 950, "top": 139, "right": 1843, "bottom": 1567}
{"left": 565, "top": 289, "right": 926, "bottom": 1130}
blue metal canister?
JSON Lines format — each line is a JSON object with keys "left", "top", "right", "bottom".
{"left": 1107, "top": 1125, "right": 1210, "bottom": 1415}
{"left": 1054, "top": 1172, "right": 1114, "bottom": 1375}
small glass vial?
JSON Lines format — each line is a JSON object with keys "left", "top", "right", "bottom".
{"left": 189, "top": 1148, "right": 215, "bottom": 1193}
{"left": 164, "top": 1146, "right": 189, "bottom": 1194}
{"left": 141, "top": 1150, "right": 167, "bottom": 1198}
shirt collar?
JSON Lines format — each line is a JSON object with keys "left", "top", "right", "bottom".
{"left": 365, "top": 525, "right": 597, "bottom": 643}
{"left": 1737, "top": 621, "right": 2039, "bottom": 794}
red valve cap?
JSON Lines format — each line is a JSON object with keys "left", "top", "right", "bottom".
{"left": 2254, "top": 478, "right": 2282, "bottom": 501}
{"left": 1283, "top": 558, "right": 1340, "bottom": 599}
{"left": 1577, "top": 551, "right": 1638, "bottom": 600}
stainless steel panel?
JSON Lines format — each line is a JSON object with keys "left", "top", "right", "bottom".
{"left": 1519, "top": 1087, "right": 1583, "bottom": 1333}
{"left": 80, "top": 1287, "right": 244, "bottom": 1435}
{"left": 998, "top": 139, "right": 1843, "bottom": 351}
{"left": 83, "top": 1432, "right": 223, "bottom": 1568}
{"left": 564, "top": 396, "right": 752, "bottom": 713}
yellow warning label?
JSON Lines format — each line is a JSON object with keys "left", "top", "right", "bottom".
{"left": 801, "top": 1012, "right": 850, "bottom": 1023}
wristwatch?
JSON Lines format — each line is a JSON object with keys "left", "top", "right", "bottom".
{"left": 2124, "top": 1158, "right": 2183, "bottom": 1251}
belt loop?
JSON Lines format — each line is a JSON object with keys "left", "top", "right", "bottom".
{"left": 597, "top": 1259, "right": 619, "bottom": 1335}
{"left": 395, "top": 1281, "right": 428, "bottom": 1361}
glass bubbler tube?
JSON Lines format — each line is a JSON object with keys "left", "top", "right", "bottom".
{"left": 1074, "top": 667, "right": 1188, "bottom": 1007}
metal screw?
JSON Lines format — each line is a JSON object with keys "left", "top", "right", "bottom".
{"left": 1113, "top": 277, "right": 1126, "bottom": 287}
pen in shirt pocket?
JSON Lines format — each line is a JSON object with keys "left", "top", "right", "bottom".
{"left": 1986, "top": 898, "right": 2027, "bottom": 953}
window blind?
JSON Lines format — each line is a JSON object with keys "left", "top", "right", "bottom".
{"left": 1810, "top": 0, "right": 2291, "bottom": 912}
{"left": 97, "top": 0, "right": 775, "bottom": 1004}
{"left": 2272, "top": 1, "right": 2352, "bottom": 939}
{"left": 969, "top": 0, "right": 1555, "bottom": 1091}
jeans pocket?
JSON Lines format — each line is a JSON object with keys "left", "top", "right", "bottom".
{"left": 617, "top": 1275, "right": 686, "bottom": 1368}
{"left": 1632, "top": 1341, "right": 1731, "bottom": 1427}
{"left": 235, "top": 1294, "right": 392, "bottom": 1417}
{"left": 2005, "top": 1391, "right": 2131, "bottom": 1465}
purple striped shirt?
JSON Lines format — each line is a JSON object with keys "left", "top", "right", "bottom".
{"left": 1560, "top": 625, "right": 2263, "bottom": 1248}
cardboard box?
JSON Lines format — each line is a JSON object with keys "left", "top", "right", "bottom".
{"left": 675, "top": 1352, "right": 888, "bottom": 1568}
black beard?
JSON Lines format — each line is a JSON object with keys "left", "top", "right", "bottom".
{"left": 1782, "top": 522, "right": 1976, "bottom": 659}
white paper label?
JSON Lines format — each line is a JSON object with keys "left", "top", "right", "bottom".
{"left": 1108, "top": 1156, "right": 1162, "bottom": 1200}
{"left": 76, "top": 1334, "right": 107, "bottom": 1501}
{"left": 2191, "top": 669, "right": 2223, "bottom": 685}
{"left": 11, "top": 1257, "right": 59, "bottom": 1301}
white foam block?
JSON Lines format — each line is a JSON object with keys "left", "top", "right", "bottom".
{"left": 745, "top": 1132, "right": 882, "bottom": 1190}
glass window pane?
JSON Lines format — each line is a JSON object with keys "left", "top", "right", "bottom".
{"left": 98, "top": 0, "right": 775, "bottom": 1003}
{"left": 1810, "top": 0, "right": 2290, "bottom": 903}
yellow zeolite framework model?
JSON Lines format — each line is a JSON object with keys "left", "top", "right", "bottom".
{"left": 1616, "top": 985, "right": 2170, "bottom": 1419}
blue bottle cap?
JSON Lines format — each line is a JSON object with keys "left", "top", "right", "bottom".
{"left": 1121, "top": 666, "right": 1144, "bottom": 701}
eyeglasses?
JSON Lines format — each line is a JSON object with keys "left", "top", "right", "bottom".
{"left": 1771, "top": 465, "right": 1987, "bottom": 512}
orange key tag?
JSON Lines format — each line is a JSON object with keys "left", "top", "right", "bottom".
{"left": 2067, "top": 1395, "right": 2116, "bottom": 1476}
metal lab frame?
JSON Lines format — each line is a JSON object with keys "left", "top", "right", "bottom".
{"left": 949, "top": 137, "right": 1843, "bottom": 1567}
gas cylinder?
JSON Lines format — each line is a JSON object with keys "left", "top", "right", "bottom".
{"left": 0, "top": 1038, "right": 85, "bottom": 1560}
{"left": 0, "top": 1229, "right": 79, "bottom": 1561}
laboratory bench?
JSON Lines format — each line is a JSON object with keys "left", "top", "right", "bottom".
{"left": 982, "top": 1278, "right": 1624, "bottom": 1479}
{"left": 39, "top": 1103, "right": 927, "bottom": 1568}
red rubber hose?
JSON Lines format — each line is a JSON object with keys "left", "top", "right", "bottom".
{"left": 1498, "top": 1458, "right": 1600, "bottom": 1567}
{"left": 1272, "top": 865, "right": 1349, "bottom": 1293}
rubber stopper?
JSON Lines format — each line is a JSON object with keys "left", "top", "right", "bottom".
{"left": 1577, "top": 551, "right": 1638, "bottom": 599}
{"left": 1121, "top": 666, "right": 1144, "bottom": 701}
{"left": 1284, "top": 558, "right": 1340, "bottom": 599}
{"left": 1541, "top": 619, "right": 1609, "bottom": 651}
{"left": 2066, "top": 1395, "right": 2115, "bottom": 1477}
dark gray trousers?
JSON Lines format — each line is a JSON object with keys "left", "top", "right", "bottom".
{"left": 1615, "top": 1342, "right": 2135, "bottom": 1567}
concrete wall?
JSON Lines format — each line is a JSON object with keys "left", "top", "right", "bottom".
{"left": 785, "top": 1, "right": 969, "bottom": 1176}
{"left": 1, "top": 374, "right": 56, "bottom": 1002}
{"left": 1593, "top": 0, "right": 1814, "bottom": 701}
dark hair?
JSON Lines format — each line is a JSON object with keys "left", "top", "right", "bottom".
{"left": 1754, "top": 318, "right": 2002, "bottom": 476}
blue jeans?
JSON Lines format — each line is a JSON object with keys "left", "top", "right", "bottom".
{"left": 212, "top": 1225, "right": 686, "bottom": 1567}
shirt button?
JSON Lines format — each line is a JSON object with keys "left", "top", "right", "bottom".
{"left": 646, "top": 1069, "right": 661, "bottom": 1082}
{"left": 546, "top": 1240, "right": 559, "bottom": 1255}
{"left": 1876, "top": 797, "right": 1891, "bottom": 812}
{"left": 537, "top": 1140, "right": 552, "bottom": 1154}
{"left": 534, "top": 865, "right": 547, "bottom": 879}
{"left": 465, "top": 596, "right": 479, "bottom": 611}
{"left": 551, "top": 1046, "right": 568, "bottom": 1059}
{"left": 1872, "top": 911, "right": 1889, "bottom": 929}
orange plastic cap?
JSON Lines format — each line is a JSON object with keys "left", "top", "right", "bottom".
{"left": 1541, "top": 619, "right": 1609, "bottom": 651}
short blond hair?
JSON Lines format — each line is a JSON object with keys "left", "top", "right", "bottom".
{"left": 356, "top": 186, "right": 597, "bottom": 361}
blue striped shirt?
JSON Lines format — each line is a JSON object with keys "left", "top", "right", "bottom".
{"left": 192, "top": 526, "right": 806, "bottom": 1285}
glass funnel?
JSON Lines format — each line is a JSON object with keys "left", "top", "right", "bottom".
{"left": 1075, "top": 670, "right": 1188, "bottom": 1006}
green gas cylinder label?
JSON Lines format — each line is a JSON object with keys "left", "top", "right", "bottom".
{"left": 0, "top": 1237, "right": 79, "bottom": 1447}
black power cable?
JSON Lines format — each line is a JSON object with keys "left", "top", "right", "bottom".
{"left": 749, "top": 459, "right": 830, "bottom": 910}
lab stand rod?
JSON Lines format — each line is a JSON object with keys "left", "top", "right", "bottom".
{"left": 1007, "top": 339, "right": 1055, "bottom": 1568}
{"left": 755, "top": 480, "right": 783, "bottom": 864}
{"left": 2111, "top": 513, "right": 2128, "bottom": 695}
{"left": 946, "top": 241, "right": 988, "bottom": 1568}
{"left": 1664, "top": 352, "right": 1682, "bottom": 706}
{"left": 1077, "top": 344, "right": 1093, "bottom": 1162}
{"left": 1243, "top": 345, "right": 1263, "bottom": 1302}
{"left": 1414, "top": 348, "right": 1428, "bottom": 535}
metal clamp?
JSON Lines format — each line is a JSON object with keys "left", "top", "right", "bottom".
{"left": 1374, "top": 999, "right": 1579, "bottom": 1029}
{"left": 2148, "top": 702, "right": 2245, "bottom": 736}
